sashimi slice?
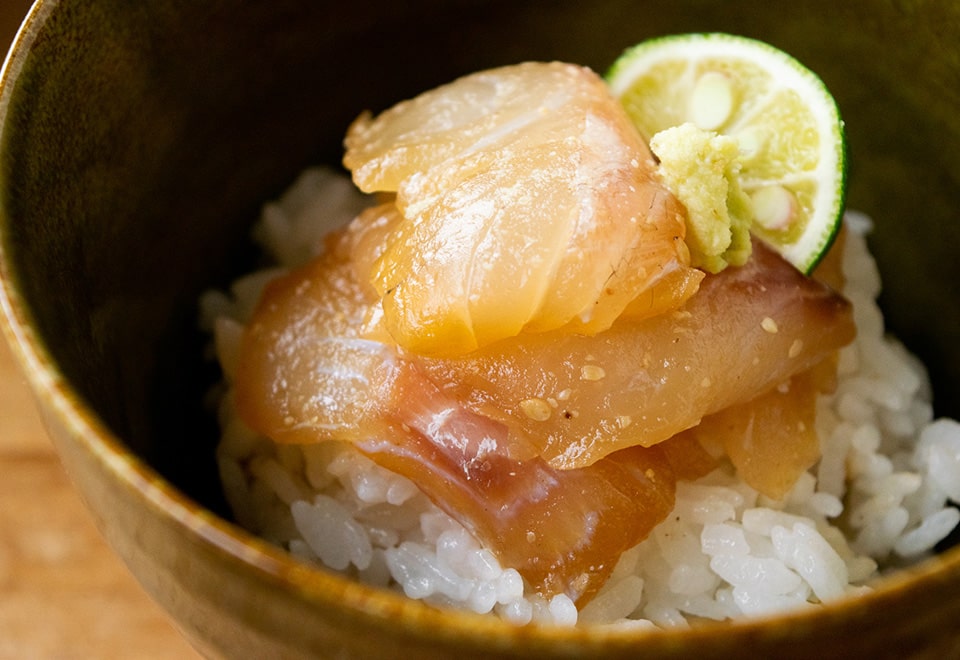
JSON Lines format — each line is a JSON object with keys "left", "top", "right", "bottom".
{"left": 234, "top": 229, "right": 676, "bottom": 602}
{"left": 234, "top": 224, "right": 852, "bottom": 601}
{"left": 358, "top": 367, "right": 676, "bottom": 604}
{"left": 343, "top": 62, "right": 698, "bottom": 356}
{"left": 418, "top": 239, "right": 855, "bottom": 469}
{"left": 234, "top": 231, "right": 401, "bottom": 447}
{"left": 678, "top": 368, "right": 826, "bottom": 500}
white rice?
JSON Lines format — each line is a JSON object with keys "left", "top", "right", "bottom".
{"left": 200, "top": 168, "right": 960, "bottom": 627}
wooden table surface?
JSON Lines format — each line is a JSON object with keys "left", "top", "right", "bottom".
{"left": 1, "top": 4, "right": 202, "bottom": 658}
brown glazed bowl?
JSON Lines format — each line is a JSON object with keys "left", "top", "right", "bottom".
{"left": 1, "top": 0, "right": 959, "bottom": 658}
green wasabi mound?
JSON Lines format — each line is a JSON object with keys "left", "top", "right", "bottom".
{"left": 650, "top": 123, "right": 752, "bottom": 273}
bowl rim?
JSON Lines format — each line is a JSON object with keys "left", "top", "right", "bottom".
{"left": 2, "top": 0, "right": 960, "bottom": 653}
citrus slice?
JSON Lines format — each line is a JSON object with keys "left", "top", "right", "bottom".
{"left": 606, "top": 33, "right": 847, "bottom": 274}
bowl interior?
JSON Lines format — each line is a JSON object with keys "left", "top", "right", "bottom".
{"left": 2, "top": 0, "right": 960, "bottom": 628}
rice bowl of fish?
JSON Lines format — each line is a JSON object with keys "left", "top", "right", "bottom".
{"left": 2, "top": 1, "right": 960, "bottom": 658}
{"left": 205, "top": 168, "right": 957, "bottom": 627}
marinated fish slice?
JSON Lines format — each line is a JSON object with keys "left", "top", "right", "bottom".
{"left": 234, "top": 231, "right": 402, "bottom": 446}
{"left": 359, "top": 367, "right": 676, "bottom": 604}
{"left": 720, "top": 370, "right": 822, "bottom": 500}
{"left": 678, "top": 368, "right": 825, "bottom": 500}
{"left": 234, "top": 223, "right": 851, "bottom": 601}
{"left": 343, "top": 62, "right": 697, "bottom": 356}
{"left": 418, "top": 239, "right": 855, "bottom": 469}
{"left": 234, "top": 230, "right": 675, "bottom": 603}
{"left": 659, "top": 430, "right": 719, "bottom": 481}
{"left": 345, "top": 202, "right": 703, "bottom": 349}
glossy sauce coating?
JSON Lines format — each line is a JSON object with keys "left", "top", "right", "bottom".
{"left": 235, "top": 228, "right": 676, "bottom": 602}
{"left": 343, "top": 62, "right": 699, "bottom": 356}
{"left": 235, "top": 222, "right": 853, "bottom": 600}
{"left": 418, "top": 238, "right": 855, "bottom": 469}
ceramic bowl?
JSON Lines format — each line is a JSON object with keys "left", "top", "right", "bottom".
{"left": 1, "top": 0, "right": 959, "bottom": 657}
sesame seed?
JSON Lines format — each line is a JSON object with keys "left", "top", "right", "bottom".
{"left": 789, "top": 339, "right": 803, "bottom": 358}
{"left": 520, "top": 398, "right": 552, "bottom": 421}
{"left": 761, "top": 317, "right": 779, "bottom": 333}
{"left": 580, "top": 365, "right": 606, "bottom": 381}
